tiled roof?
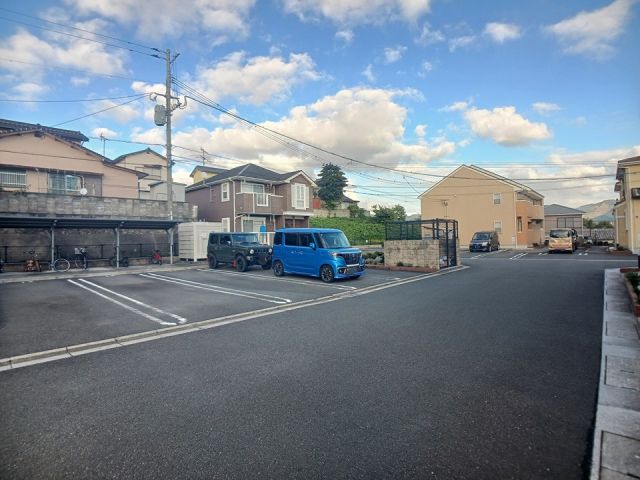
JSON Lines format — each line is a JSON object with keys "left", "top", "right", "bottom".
{"left": 186, "top": 163, "right": 311, "bottom": 191}
{"left": 544, "top": 203, "right": 585, "bottom": 215}
{"left": 112, "top": 148, "right": 165, "bottom": 164}
{"left": 0, "top": 118, "right": 88, "bottom": 143}
{"left": 189, "top": 165, "right": 228, "bottom": 177}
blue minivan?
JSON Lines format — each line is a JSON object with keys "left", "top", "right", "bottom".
{"left": 272, "top": 228, "right": 365, "bottom": 283}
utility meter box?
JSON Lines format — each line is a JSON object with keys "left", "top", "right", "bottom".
{"left": 178, "top": 222, "right": 222, "bottom": 261}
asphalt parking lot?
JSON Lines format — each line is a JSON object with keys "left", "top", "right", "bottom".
{"left": 460, "top": 245, "right": 624, "bottom": 261}
{"left": 0, "top": 266, "right": 432, "bottom": 360}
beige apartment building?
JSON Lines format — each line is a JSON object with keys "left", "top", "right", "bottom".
{"left": 613, "top": 155, "right": 640, "bottom": 253}
{"left": 420, "top": 165, "right": 545, "bottom": 248}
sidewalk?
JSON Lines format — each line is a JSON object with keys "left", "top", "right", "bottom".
{"left": 0, "top": 261, "right": 207, "bottom": 284}
{"left": 591, "top": 269, "right": 640, "bottom": 479}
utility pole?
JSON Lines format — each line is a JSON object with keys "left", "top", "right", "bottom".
{"left": 165, "top": 49, "right": 174, "bottom": 220}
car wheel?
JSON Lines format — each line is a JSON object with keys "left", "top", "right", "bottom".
{"left": 320, "top": 264, "right": 334, "bottom": 283}
{"left": 208, "top": 254, "right": 218, "bottom": 269}
{"left": 236, "top": 255, "right": 248, "bottom": 272}
{"left": 273, "top": 260, "right": 285, "bottom": 277}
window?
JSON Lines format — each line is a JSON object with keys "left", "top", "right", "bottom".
{"left": 221, "top": 217, "right": 230, "bottom": 232}
{"left": 0, "top": 168, "right": 26, "bottom": 188}
{"left": 284, "top": 233, "right": 299, "bottom": 246}
{"left": 517, "top": 216, "right": 523, "bottom": 233}
{"left": 221, "top": 182, "right": 229, "bottom": 202}
{"left": 273, "top": 232, "right": 283, "bottom": 245}
{"left": 208, "top": 233, "right": 219, "bottom": 245}
{"left": 493, "top": 192, "right": 501, "bottom": 205}
{"left": 558, "top": 217, "right": 580, "bottom": 228}
{"left": 48, "top": 173, "right": 81, "bottom": 194}
{"left": 299, "top": 233, "right": 315, "bottom": 247}
{"left": 220, "top": 234, "right": 232, "bottom": 245}
{"left": 293, "top": 183, "right": 308, "bottom": 209}
{"left": 241, "top": 182, "right": 267, "bottom": 206}
{"left": 494, "top": 221, "right": 502, "bottom": 234}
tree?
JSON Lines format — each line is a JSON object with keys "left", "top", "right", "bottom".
{"left": 348, "top": 204, "right": 366, "bottom": 219}
{"left": 372, "top": 204, "right": 406, "bottom": 223}
{"left": 583, "top": 218, "right": 596, "bottom": 236}
{"left": 596, "top": 220, "right": 613, "bottom": 229}
{"left": 316, "top": 163, "right": 347, "bottom": 211}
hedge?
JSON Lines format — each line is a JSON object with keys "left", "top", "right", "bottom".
{"left": 309, "top": 217, "right": 385, "bottom": 245}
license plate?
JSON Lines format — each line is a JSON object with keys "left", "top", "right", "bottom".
{"left": 346, "top": 266, "right": 358, "bottom": 275}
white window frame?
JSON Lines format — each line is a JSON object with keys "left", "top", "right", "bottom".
{"left": 494, "top": 221, "right": 502, "bottom": 234}
{"left": 221, "top": 182, "right": 229, "bottom": 202}
{"left": 493, "top": 192, "right": 501, "bottom": 205}
{"left": 221, "top": 217, "right": 230, "bottom": 232}
{"left": 241, "top": 182, "right": 268, "bottom": 206}
{"left": 292, "top": 183, "right": 308, "bottom": 210}
{"left": 0, "top": 168, "right": 27, "bottom": 188}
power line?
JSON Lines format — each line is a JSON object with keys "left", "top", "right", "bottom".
{"left": 0, "top": 56, "right": 155, "bottom": 82}
{"left": 0, "top": 15, "right": 161, "bottom": 58}
{"left": 0, "top": 6, "right": 160, "bottom": 52}
{"left": 51, "top": 95, "right": 147, "bottom": 127}
{"left": 0, "top": 94, "right": 150, "bottom": 103}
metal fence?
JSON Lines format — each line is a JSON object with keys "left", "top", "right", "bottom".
{"left": 385, "top": 219, "right": 459, "bottom": 268}
{"left": 1, "top": 243, "right": 178, "bottom": 265}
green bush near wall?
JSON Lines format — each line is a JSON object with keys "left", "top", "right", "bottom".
{"left": 309, "top": 217, "right": 385, "bottom": 245}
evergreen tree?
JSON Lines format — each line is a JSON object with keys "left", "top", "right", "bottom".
{"left": 317, "top": 163, "right": 348, "bottom": 211}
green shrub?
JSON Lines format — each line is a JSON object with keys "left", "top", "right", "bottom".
{"left": 625, "top": 272, "right": 640, "bottom": 294}
{"left": 309, "top": 217, "right": 385, "bottom": 244}
{"left": 396, "top": 261, "right": 404, "bottom": 266}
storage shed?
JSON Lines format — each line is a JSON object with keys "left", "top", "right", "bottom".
{"left": 178, "top": 222, "right": 221, "bottom": 261}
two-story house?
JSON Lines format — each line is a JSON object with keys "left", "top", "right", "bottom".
{"left": 186, "top": 163, "right": 316, "bottom": 232}
{"left": 613, "top": 155, "right": 640, "bottom": 253}
{"left": 111, "top": 148, "right": 185, "bottom": 202}
{"left": 420, "top": 164, "right": 545, "bottom": 248}
{"left": 0, "top": 126, "right": 142, "bottom": 198}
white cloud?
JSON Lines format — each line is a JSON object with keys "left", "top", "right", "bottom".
{"left": 92, "top": 99, "right": 142, "bottom": 123}
{"left": 415, "top": 23, "right": 445, "bottom": 45}
{"left": 192, "top": 51, "right": 321, "bottom": 105}
{"left": 415, "top": 124, "right": 427, "bottom": 137}
{"left": 544, "top": 0, "right": 636, "bottom": 59}
{"left": 64, "top": 0, "right": 256, "bottom": 44}
{"left": 282, "top": 0, "right": 431, "bottom": 24}
{"left": 464, "top": 106, "right": 552, "bottom": 146}
{"left": 91, "top": 127, "right": 118, "bottom": 139}
{"left": 449, "top": 35, "right": 475, "bottom": 52}
{"left": 70, "top": 76, "right": 91, "bottom": 87}
{"left": 418, "top": 61, "right": 433, "bottom": 77}
{"left": 0, "top": 27, "right": 127, "bottom": 98}
{"left": 141, "top": 87, "right": 453, "bottom": 174}
{"left": 335, "top": 29, "right": 354, "bottom": 44}
{"left": 483, "top": 22, "right": 522, "bottom": 43}
{"left": 362, "top": 64, "right": 375, "bottom": 82}
{"left": 532, "top": 102, "right": 562, "bottom": 115}
{"left": 12, "top": 82, "right": 49, "bottom": 100}
{"left": 384, "top": 46, "right": 407, "bottom": 64}
{"left": 440, "top": 101, "right": 469, "bottom": 112}
{"left": 173, "top": 167, "right": 193, "bottom": 186}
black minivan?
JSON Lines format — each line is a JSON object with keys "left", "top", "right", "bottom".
{"left": 469, "top": 231, "right": 500, "bottom": 252}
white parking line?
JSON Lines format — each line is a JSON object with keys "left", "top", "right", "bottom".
{"left": 67, "top": 280, "right": 178, "bottom": 326}
{"left": 196, "top": 268, "right": 357, "bottom": 290}
{"left": 77, "top": 279, "right": 187, "bottom": 324}
{"left": 510, "top": 253, "right": 528, "bottom": 260}
{"left": 140, "top": 273, "right": 292, "bottom": 304}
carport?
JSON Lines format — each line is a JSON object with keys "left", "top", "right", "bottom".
{"left": 0, "top": 216, "right": 180, "bottom": 268}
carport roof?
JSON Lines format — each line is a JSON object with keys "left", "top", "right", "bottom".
{"left": 0, "top": 216, "right": 180, "bottom": 230}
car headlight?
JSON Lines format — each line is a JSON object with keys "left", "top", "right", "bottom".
{"left": 329, "top": 252, "right": 339, "bottom": 258}
{"left": 268, "top": 248, "right": 272, "bottom": 254}
{"left": 482, "top": 242, "right": 488, "bottom": 246}
{"left": 249, "top": 249, "right": 254, "bottom": 254}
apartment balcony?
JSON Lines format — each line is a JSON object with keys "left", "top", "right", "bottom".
{"left": 235, "top": 192, "right": 284, "bottom": 215}
{"left": 526, "top": 203, "right": 544, "bottom": 221}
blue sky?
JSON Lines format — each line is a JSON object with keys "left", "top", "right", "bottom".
{"left": 1, "top": 0, "right": 638, "bottom": 214}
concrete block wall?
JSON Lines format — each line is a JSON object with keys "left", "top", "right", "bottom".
{"left": 384, "top": 239, "right": 441, "bottom": 269}
{"left": 0, "top": 191, "right": 193, "bottom": 221}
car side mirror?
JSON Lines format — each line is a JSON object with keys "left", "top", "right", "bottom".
{"left": 309, "top": 242, "right": 316, "bottom": 250}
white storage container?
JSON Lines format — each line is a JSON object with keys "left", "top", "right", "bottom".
{"left": 178, "top": 222, "right": 222, "bottom": 261}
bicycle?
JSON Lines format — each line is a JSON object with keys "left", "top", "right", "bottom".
{"left": 23, "top": 250, "right": 42, "bottom": 272}
{"left": 109, "top": 248, "right": 129, "bottom": 268}
{"left": 52, "top": 248, "right": 89, "bottom": 272}
{"left": 149, "top": 249, "right": 163, "bottom": 265}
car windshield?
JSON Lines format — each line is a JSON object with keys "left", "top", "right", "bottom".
{"left": 317, "top": 231, "right": 351, "bottom": 249}
{"left": 233, "top": 234, "right": 260, "bottom": 244}
{"left": 472, "top": 233, "right": 490, "bottom": 241}
{"left": 550, "top": 229, "right": 570, "bottom": 238}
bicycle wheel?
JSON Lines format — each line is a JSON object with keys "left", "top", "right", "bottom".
{"left": 54, "top": 258, "right": 70, "bottom": 272}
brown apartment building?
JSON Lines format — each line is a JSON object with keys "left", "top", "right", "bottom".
{"left": 186, "top": 163, "right": 316, "bottom": 232}
{"left": 420, "top": 164, "right": 545, "bottom": 248}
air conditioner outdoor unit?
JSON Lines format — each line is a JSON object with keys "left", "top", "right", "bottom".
{"left": 631, "top": 188, "right": 640, "bottom": 199}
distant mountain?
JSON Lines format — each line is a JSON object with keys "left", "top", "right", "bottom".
{"left": 577, "top": 199, "right": 615, "bottom": 222}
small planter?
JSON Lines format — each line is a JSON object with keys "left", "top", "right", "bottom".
{"left": 621, "top": 269, "right": 640, "bottom": 317}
